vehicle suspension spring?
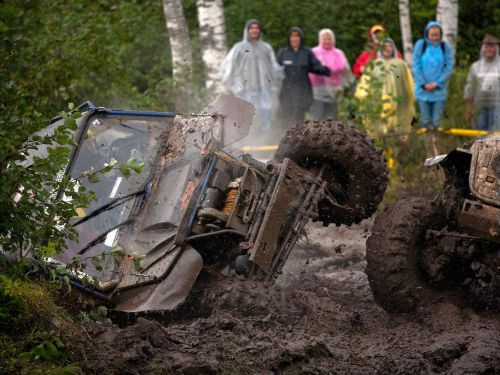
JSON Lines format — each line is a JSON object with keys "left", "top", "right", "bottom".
{"left": 223, "top": 188, "right": 238, "bottom": 213}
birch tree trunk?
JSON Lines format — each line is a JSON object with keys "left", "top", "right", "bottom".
{"left": 162, "top": 0, "right": 193, "bottom": 82}
{"left": 436, "top": 0, "right": 459, "bottom": 53}
{"left": 196, "top": 0, "right": 228, "bottom": 92}
{"left": 398, "top": 0, "right": 413, "bottom": 65}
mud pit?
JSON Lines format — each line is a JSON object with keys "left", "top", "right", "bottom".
{"left": 76, "top": 220, "right": 499, "bottom": 374}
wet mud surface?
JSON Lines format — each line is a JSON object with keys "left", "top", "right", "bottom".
{"left": 77, "top": 220, "right": 500, "bottom": 374}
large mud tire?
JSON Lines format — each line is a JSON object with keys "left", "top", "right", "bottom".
{"left": 366, "top": 198, "right": 445, "bottom": 313}
{"left": 274, "top": 118, "right": 388, "bottom": 226}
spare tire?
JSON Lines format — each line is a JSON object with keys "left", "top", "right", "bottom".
{"left": 274, "top": 118, "right": 388, "bottom": 226}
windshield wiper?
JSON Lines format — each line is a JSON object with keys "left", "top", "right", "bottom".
{"left": 72, "top": 189, "right": 145, "bottom": 227}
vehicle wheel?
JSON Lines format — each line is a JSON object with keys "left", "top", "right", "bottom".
{"left": 274, "top": 118, "right": 388, "bottom": 226}
{"left": 365, "top": 198, "right": 446, "bottom": 313}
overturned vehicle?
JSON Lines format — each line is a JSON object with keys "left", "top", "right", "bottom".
{"left": 32, "top": 95, "right": 387, "bottom": 312}
{"left": 366, "top": 136, "right": 500, "bottom": 312}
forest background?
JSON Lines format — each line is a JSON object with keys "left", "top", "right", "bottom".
{"left": 2, "top": 0, "right": 498, "bottom": 118}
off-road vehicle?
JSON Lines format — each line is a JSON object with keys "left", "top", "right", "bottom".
{"left": 366, "top": 136, "right": 500, "bottom": 312}
{"left": 27, "top": 95, "right": 387, "bottom": 312}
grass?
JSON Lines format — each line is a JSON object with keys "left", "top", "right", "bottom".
{"left": 0, "top": 272, "right": 82, "bottom": 375}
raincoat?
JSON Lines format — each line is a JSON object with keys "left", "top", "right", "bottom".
{"left": 464, "top": 42, "right": 500, "bottom": 111}
{"left": 355, "top": 39, "right": 415, "bottom": 135}
{"left": 412, "top": 21, "right": 454, "bottom": 102}
{"left": 277, "top": 27, "right": 330, "bottom": 126}
{"left": 352, "top": 25, "right": 402, "bottom": 78}
{"left": 220, "top": 20, "right": 283, "bottom": 96}
{"left": 464, "top": 37, "right": 500, "bottom": 131}
{"left": 309, "top": 31, "right": 352, "bottom": 104}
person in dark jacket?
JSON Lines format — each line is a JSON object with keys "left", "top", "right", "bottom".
{"left": 277, "top": 27, "right": 331, "bottom": 128}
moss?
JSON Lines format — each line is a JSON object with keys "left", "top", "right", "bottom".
{"left": 0, "top": 275, "right": 80, "bottom": 374}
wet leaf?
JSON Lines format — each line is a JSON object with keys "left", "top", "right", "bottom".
{"left": 119, "top": 163, "right": 131, "bottom": 179}
{"left": 87, "top": 173, "right": 100, "bottom": 184}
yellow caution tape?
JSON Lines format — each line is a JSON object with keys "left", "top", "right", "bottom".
{"left": 241, "top": 145, "right": 279, "bottom": 152}
{"left": 416, "top": 127, "right": 490, "bottom": 137}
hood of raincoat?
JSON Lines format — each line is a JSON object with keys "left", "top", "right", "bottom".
{"left": 368, "top": 24, "right": 386, "bottom": 41}
{"left": 377, "top": 38, "right": 397, "bottom": 59}
{"left": 287, "top": 27, "right": 305, "bottom": 48}
{"left": 243, "top": 19, "right": 261, "bottom": 42}
{"left": 423, "top": 21, "right": 443, "bottom": 44}
{"left": 219, "top": 20, "right": 283, "bottom": 95}
{"left": 480, "top": 34, "right": 499, "bottom": 60}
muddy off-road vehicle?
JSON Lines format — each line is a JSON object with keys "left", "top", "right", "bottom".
{"left": 366, "top": 136, "right": 500, "bottom": 312}
{"left": 26, "top": 95, "right": 387, "bottom": 312}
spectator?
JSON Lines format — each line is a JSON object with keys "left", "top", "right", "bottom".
{"left": 309, "top": 29, "right": 353, "bottom": 120}
{"left": 412, "top": 21, "right": 454, "bottom": 128}
{"left": 464, "top": 34, "right": 500, "bottom": 131}
{"left": 355, "top": 38, "right": 414, "bottom": 135}
{"left": 220, "top": 19, "right": 283, "bottom": 132}
{"left": 352, "top": 24, "right": 402, "bottom": 79}
{"left": 277, "top": 27, "right": 330, "bottom": 128}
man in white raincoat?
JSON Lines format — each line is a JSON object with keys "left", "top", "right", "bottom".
{"left": 220, "top": 19, "right": 283, "bottom": 133}
{"left": 464, "top": 34, "right": 500, "bottom": 131}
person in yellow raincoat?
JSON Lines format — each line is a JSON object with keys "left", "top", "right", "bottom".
{"left": 355, "top": 38, "right": 415, "bottom": 136}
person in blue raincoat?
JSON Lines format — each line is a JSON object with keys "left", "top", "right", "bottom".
{"left": 412, "top": 21, "right": 454, "bottom": 128}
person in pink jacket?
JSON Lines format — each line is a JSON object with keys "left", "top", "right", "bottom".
{"left": 309, "top": 29, "right": 353, "bottom": 120}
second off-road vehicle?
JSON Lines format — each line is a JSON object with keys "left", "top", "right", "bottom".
{"left": 366, "top": 136, "right": 500, "bottom": 312}
{"left": 26, "top": 95, "right": 388, "bottom": 312}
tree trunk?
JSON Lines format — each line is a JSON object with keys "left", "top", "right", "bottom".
{"left": 196, "top": 0, "right": 228, "bottom": 92}
{"left": 398, "top": 0, "right": 413, "bottom": 65}
{"left": 162, "top": 0, "right": 193, "bottom": 82}
{"left": 436, "top": 0, "right": 459, "bottom": 53}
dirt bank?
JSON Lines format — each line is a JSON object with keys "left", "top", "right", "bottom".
{"left": 76, "top": 220, "right": 500, "bottom": 374}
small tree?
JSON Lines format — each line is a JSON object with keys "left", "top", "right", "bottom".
{"left": 437, "top": 0, "right": 459, "bottom": 53}
{"left": 162, "top": 0, "right": 193, "bottom": 82}
{"left": 196, "top": 0, "right": 228, "bottom": 92}
{"left": 399, "top": 0, "right": 413, "bottom": 65}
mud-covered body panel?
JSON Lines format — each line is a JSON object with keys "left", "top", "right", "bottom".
{"left": 469, "top": 137, "right": 500, "bottom": 206}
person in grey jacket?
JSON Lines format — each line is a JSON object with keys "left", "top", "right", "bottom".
{"left": 464, "top": 34, "right": 500, "bottom": 131}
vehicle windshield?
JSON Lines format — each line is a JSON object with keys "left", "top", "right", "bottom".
{"left": 57, "top": 114, "right": 171, "bottom": 281}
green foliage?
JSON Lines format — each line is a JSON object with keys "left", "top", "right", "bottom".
{"left": 0, "top": 104, "right": 94, "bottom": 262}
{"left": 339, "top": 59, "right": 388, "bottom": 132}
{"left": 77, "top": 305, "right": 111, "bottom": 325}
{"left": 0, "top": 274, "right": 82, "bottom": 374}
{"left": 2, "top": 0, "right": 174, "bottom": 114}
{"left": 31, "top": 337, "right": 64, "bottom": 361}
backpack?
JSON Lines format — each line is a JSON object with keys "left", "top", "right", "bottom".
{"left": 421, "top": 40, "right": 447, "bottom": 66}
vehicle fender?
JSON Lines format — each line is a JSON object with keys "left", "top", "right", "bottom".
{"left": 114, "top": 246, "right": 203, "bottom": 312}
